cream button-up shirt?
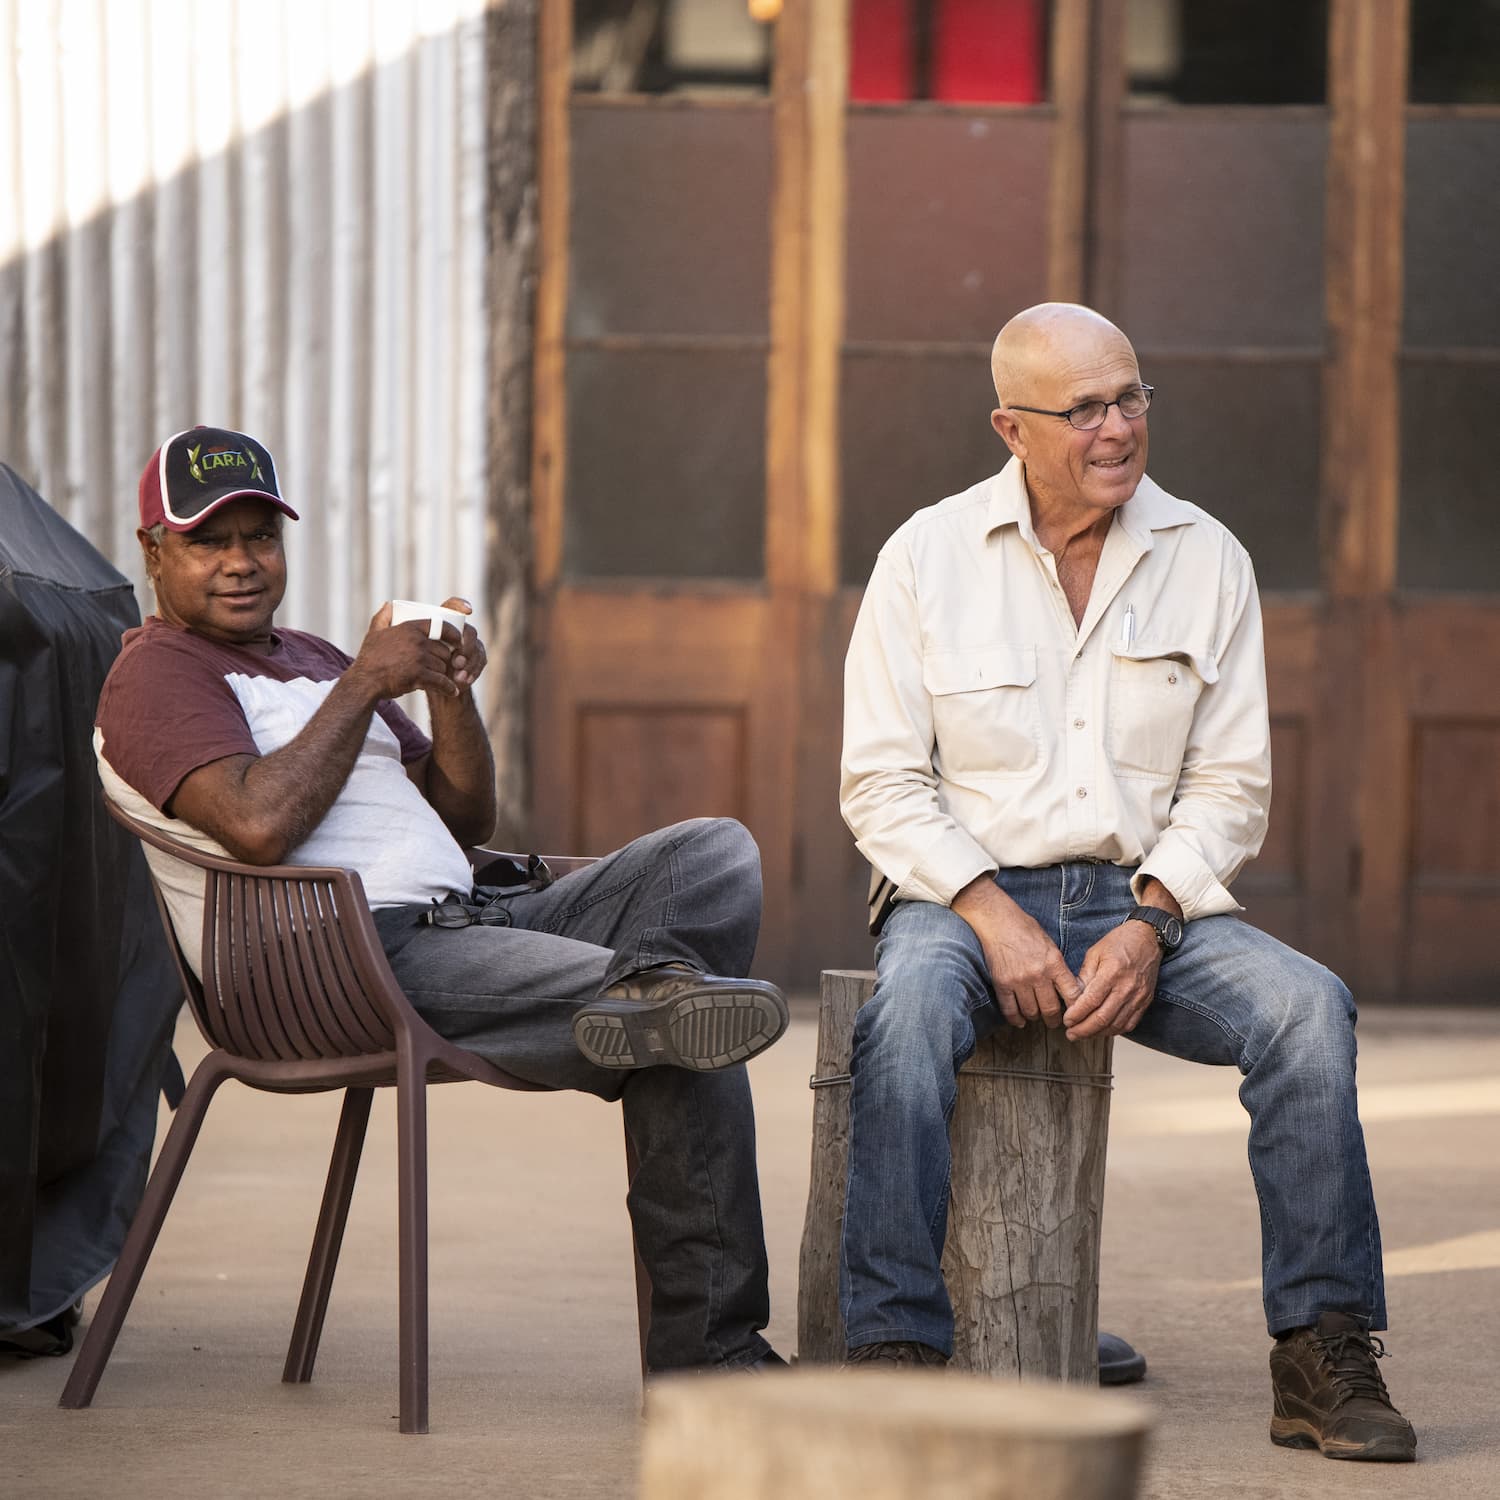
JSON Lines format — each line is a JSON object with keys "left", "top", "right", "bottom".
{"left": 840, "top": 457, "right": 1271, "bottom": 922}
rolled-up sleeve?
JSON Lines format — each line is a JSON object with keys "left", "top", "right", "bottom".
{"left": 1132, "top": 550, "right": 1272, "bottom": 919}
{"left": 840, "top": 543, "right": 997, "bottom": 906}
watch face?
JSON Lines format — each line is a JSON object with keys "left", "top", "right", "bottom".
{"left": 1162, "top": 915, "right": 1184, "bottom": 949}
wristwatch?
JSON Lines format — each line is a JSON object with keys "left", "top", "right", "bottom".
{"left": 1125, "top": 904, "right": 1184, "bottom": 954}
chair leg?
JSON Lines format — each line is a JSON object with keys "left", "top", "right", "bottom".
{"left": 623, "top": 1122, "right": 652, "bottom": 1381}
{"left": 396, "top": 1040, "right": 429, "bottom": 1434}
{"left": 283, "top": 1086, "right": 374, "bottom": 1384}
{"left": 60, "top": 1054, "right": 233, "bottom": 1410}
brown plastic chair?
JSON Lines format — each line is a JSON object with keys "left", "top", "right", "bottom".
{"left": 60, "top": 798, "right": 649, "bottom": 1433}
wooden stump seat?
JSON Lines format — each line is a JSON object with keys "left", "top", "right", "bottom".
{"left": 798, "top": 970, "right": 1114, "bottom": 1381}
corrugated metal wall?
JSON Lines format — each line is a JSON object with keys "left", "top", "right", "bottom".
{"left": 0, "top": 0, "right": 492, "bottom": 706}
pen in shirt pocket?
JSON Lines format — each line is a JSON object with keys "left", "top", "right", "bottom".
{"left": 1120, "top": 604, "right": 1136, "bottom": 649}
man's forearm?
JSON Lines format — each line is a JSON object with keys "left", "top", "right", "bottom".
{"left": 1136, "top": 875, "right": 1184, "bottom": 922}
{"left": 179, "top": 668, "right": 387, "bottom": 863}
{"left": 424, "top": 690, "right": 496, "bottom": 847}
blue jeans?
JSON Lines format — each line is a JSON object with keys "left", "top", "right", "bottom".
{"left": 840, "top": 863, "right": 1387, "bottom": 1356}
{"left": 372, "top": 817, "right": 774, "bottom": 1373}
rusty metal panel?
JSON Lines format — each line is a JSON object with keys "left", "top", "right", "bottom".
{"left": 567, "top": 99, "right": 773, "bottom": 339}
{"left": 843, "top": 109, "right": 1053, "bottom": 345}
{"left": 1398, "top": 357, "right": 1500, "bottom": 593}
{"left": 839, "top": 348, "right": 1004, "bottom": 587}
{"left": 1121, "top": 111, "right": 1327, "bottom": 350}
{"left": 0, "top": 0, "right": 492, "bottom": 715}
{"left": 1404, "top": 119, "right": 1500, "bottom": 350}
{"left": 564, "top": 344, "right": 768, "bottom": 579}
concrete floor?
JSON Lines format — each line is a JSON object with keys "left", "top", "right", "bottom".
{"left": 4, "top": 1002, "right": 1499, "bottom": 1499}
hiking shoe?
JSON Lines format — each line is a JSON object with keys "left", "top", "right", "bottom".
{"left": 1269, "top": 1313, "right": 1416, "bottom": 1462}
{"left": 846, "top": 1341, "right": 949, "bottom": 1370}
{"left": 573, "top": 968, "right": 788, "bottom": 1071}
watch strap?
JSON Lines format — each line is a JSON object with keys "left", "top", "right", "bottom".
{"left": 1126, "top": 904, "right": 1183, "bottom": 951}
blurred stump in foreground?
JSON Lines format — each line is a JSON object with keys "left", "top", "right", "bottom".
{"left": 640, "top": 1368, "right": 1151, "bottom": 1499}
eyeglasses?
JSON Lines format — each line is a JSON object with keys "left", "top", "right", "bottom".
{"left": 1006, "top": 384, "right": 1154, "bottom": 431}
{"left": 423, "top": 894, "right": 514, "bottom": 929}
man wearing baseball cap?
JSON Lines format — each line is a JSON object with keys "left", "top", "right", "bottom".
{"left": 94, "top": 425, "right": 788, "bottom": 1376}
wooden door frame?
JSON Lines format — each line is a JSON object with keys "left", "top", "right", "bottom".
{"left": 527, "top": 0, "right": 851, "bottom": 983}
{"left": 1328, "top": 0, "right": 1411, "bottom": 998}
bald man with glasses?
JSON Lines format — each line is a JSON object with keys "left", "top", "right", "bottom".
{"left": 837, "top": 303, "right": 1415, "bottom": 1462}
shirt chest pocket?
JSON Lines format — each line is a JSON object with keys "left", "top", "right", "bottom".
{"left": 1108, "top": 643, "right": 1216, "bottom": 779}
{"left": 922, "top": 644, "right": 1041, "bottom": 778}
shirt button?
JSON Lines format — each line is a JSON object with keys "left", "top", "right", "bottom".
{"left": 1167, "top": 672, "right": 1178, "bottom": 685}
{"left": 1076, "top": 786, "right": 1088, "bottom": 799}
{"left": 1073, "top": 717, "right": 1086, "bottom": 729}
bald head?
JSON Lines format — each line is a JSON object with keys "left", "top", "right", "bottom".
{"left": 987, "top": 303, "right": 1149, "bottom": 522}
{"left": 990, "top": 303, "right": 1135, "bottom": 408}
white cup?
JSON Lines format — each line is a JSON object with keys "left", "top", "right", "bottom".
{"left": 388, "top": 598, "right": 470, "bottom": 640}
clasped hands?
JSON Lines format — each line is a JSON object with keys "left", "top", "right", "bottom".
{"left": 351, "top": 596, "right": 488, "bottom": 703}
{"left": 952, "top": 877, "right": 1163, "bottom": 1042}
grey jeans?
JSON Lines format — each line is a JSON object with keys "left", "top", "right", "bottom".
{"left": 372, "top": 816, "right": 774, "bottom": 1373}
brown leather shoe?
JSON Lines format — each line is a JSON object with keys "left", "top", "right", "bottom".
{"left": 1270, "top": 1313, "right": 1417, "bottom": 1461}
{"left": 573, "top": 967, "right": 788, "bottom": 1071}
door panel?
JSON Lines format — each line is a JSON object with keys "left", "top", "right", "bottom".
{"left": 575, "top": 706, "right": 749, "bottom": 855}
{"left": 1388, "top": 606, "right": 1500, "bottom": 1002}
{"left": 534, "top": 591, "right": 797, "bottom": 977}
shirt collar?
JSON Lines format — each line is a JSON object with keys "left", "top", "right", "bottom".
{"left": 985, "top": 458, "right": 1198, "bottom": 552}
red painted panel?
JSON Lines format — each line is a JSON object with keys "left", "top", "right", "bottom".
{"left": 850, "top": 0, "right": 912, "bottom": 102}
{"left": 934, "top": 0, "right": 1046, "bottom": 104}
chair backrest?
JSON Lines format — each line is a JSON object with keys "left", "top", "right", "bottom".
{"left": 104, "top": 797, "right": 409, "bottom": 1065}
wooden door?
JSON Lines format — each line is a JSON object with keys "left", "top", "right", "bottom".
{"left": 531, "top": 2, "right": 824, "bottom": 984}
{"left": 1348, "top": 1, "right": 1500, "bottom": 1003}
{"left": 533, "top": 0, "right": 1500, "bottom": 1002}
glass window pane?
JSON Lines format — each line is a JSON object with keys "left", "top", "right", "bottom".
{"left": 1397, "top": 358, "right": 1500, "bottom": 593}
{"left": 569, "top": 103, "right": 771, "bottom": 339}
{"left": 1409, "top": 0, "right": 1500, "bottom": 104}
{"left": 844, "top": 113, "right": 1051, "bottom": 344}
{"left": 850, "top": 0, "right": 1051, "bottom": 105}
{"left": 1122, "top": 115, "right": 1326, "bottom": 349}
{"left": 1126, "top": 0, "right": 1328, "bottom": 104}
{"left": 1404, "top": 120, "right": 1500, "bottom": 350}
{"left": 839, "top": 351, "right": 1005, "bottom": 586}
{"left": 565, "top": 347, "right": 766, "bottom": 580}
{"left": 574, "top": 0, "right": 774, "bottom": 96}
{"left": 1136, "top": 357, "right": 1321, "bottom": 591}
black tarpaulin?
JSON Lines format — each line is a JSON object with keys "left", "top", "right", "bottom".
{"left": 1, "top": 462, "right": 179, "bottom": 1339}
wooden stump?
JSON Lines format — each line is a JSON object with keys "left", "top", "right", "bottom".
{"left": 639, "top": 1369, "right": 1151, "bottom": 1500}
{"left": 798, "top": 970, "right": 1114, "bottom": 1381}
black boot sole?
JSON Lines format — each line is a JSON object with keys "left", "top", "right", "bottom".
{"left": 573, "top": 983, "right": 788, "bottom": 1071}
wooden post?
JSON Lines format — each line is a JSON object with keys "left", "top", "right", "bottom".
{"left": 483, "top": 0, "right": 542, "bottom": 849}
{"left": 640, "top": 1370, "right": 1151, "bottom": 1500}
{"left": 799, "top": 970, "right": 1113, "bottom": 1381}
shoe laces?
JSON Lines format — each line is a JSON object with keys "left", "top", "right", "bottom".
{"left": 1309, "top": 1327, "right": 1393, "bottom": 1405}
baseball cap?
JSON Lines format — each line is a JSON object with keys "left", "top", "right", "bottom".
{"left": 138, "top": 425, "right": 300, "bottom": 532}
